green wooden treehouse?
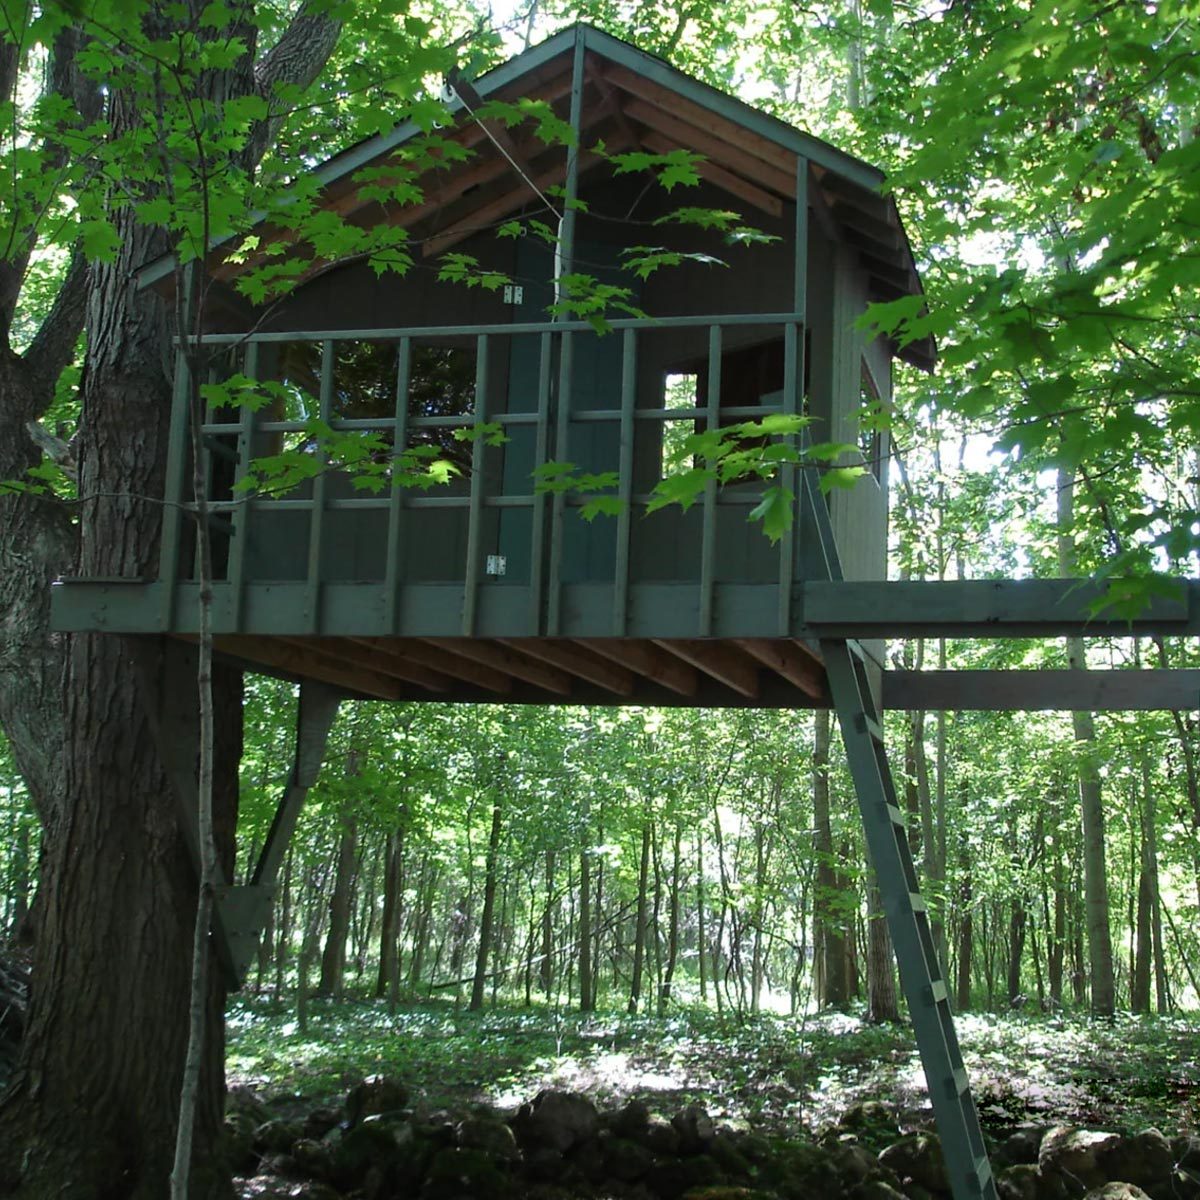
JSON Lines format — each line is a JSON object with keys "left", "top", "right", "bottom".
{"left": 50, "top": 24, "right": 1200, "bottom": 1200}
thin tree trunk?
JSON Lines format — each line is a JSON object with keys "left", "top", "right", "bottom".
{"left": 470, "top": 792, "right": 504, "bottom": 1012}
{"left": 540, "top": 849, "right": 555, "bottom": 999}
{"left": 812, "top": 709, "right": 851, "bottom": 1009}
{"left": 1057, "top": 468, "right": 1115, "bottom": 1016}
{"left": 317, "top": 757, "right": 359, "bottom": 999}
{"left": 578, "top": 845, "right": 594, "bottom": 1012}
{"left": 627, "top": 819, "right": 652, "bottom": 1015}
{"left": 658, "top": 823, "right": 682, "bottom": 1014}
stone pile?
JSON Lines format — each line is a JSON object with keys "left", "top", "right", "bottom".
{"left": 228, "top": 1082, "right": 1200, "bottom": 1200}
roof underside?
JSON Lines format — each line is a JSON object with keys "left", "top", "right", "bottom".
{"left": 172, "top": 24, "right": 934, "bottom": 370}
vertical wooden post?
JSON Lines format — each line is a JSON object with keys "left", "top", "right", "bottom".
{"left": 611, "top": 328, "right": 637, "bottom": 635}
{"left": 304, "top": 340, "right": 335, "bottom": 634}
{"left": 529, "top": 332, "right": 553, "bottom": 633}
{"left": 546, "top": 29, "right": 587, "bottom": 637}
{"left": 385, "top": 337, "right": 412, "bottom": 633}
{"left": 698, "top": 324, "right": 721, "bottom": 635}
{"left": 781, "top": 158, "right": 809, "bottom": 633}
{"left": 227, "top": 340, "right": 258, "bottom": 629}
{"left": 462, "top": 334, "right": 490, "bottom": 635}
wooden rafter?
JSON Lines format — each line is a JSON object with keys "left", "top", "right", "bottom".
{"left": 621, "top": 97, "right": 797, "bottom": 198}
{"left": 640, "top": 131, "right": 783, "bottom": 219}
{"left": 601, "top": 64, "right": 797, "bottom": 179}
{"left": 734, "top": 638, "right": 827, "bottom": 701}
{"left": 424, "top": 638, "right": 574, "bottom": 695}
{"left": 498, "top": 638, "right": 636, "bottom": 696}
{"left": 577, "top": 639, "right": 699, "bottom": 697}
{"left": 653, "top": 639, "right": 759, "bottom": 699}
{"left": 213, "top": 635, "right": 400, "bottom": 700}
{"left": 339, "top": 637, "right": 460, "bottom": 692}
{"left": 382, "top": 638, "right": 512, "bottom": 694}
{"left": 421, "top": 136, "right": 630, "bottom": 258}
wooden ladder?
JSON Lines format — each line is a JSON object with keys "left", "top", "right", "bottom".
{"left": 799, "top": 463, "right": 997, "bottom": 1200}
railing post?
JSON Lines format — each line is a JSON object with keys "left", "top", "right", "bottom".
{"left": 462, "top": 334, "right": 490, "bottom": 636}
{"left": 385, "top": 337, "right": 412, "bottom": 633}
{"left": 304, "top": 340, "right": 335, "bottom": 633}
{"left": 611, "top": 328, "right": 637, "bottom": 635}
{"left": 158, "top": 348, "right": 192, "bottom": 632}
{"left": 227, "top": 340, "right": 259, "bottom": 628}
{"left": 699, "top": 324, "right": 722, "bottom": 635}
{"left": 529, "top": 331, "right": 553, "bottom": 634}
{"left": 781, "top": 157, "right": 810, "bottom": 633}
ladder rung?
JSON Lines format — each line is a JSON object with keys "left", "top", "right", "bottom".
{"left": 924, "top": 979, "right": 949, "bottom": 1005}
{"left": 908, "top": 892, "right": 928, "bottom": 914}
{"left": 884, "top": 802, "right": 906, "bottom": 828}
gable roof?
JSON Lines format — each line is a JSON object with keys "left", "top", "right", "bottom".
{"left": 143, "top": 23, "right": 933, "bottom": 369}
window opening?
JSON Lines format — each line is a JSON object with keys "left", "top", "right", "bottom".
{"left": 661, "top": 373, "right": 700, "bottom": 478}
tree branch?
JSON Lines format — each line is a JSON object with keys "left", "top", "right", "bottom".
{"left": 245, "top": 3, "right": 343, "bottom": 170}
{"left": 23, "top": 248, "right": 89, "bottom": 405}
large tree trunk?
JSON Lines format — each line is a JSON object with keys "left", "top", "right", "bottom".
{"left": 469, "top": 792, "right": 504, "bottom": 1012}
{"left": 0, "top": 9, "right": 339, "bottom": 1195}
{"left": 866, "top": 881, "right": 900, "bottom": 1023}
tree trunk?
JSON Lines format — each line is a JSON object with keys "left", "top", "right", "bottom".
{"left": 540, "top": 849, "right": 555, "bottom": 999}
{"left": 812, "top": 709, "right": 851, "bottom": 1009}
{"left": 866, "top": 881, "right": 899, "bottom": 1022}
{"left": 469, "top": 791, "right": 503, "bottom": 1011}
{"left": 955, "top": 842, "right": 973, "bottom": 1012}
{"left": 318, "top": 770, "right": 359, "bottom": 999}
{"left": 627, "top": 819, "right": 652, "bottom": 1014}
{"left": 658, "top": 823, "right": 682, "bottom": 1015}
{"left": 578, "top": 845, "right": 594, "bottom": 1012}
{"left": 376, "top": 823, "right": 405, "bottom": 999}
{"left": 1057, "top": 468, "right": 1116, "bottom": 1016}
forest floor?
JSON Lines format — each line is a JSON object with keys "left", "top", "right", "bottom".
{"left": 226, "top": 995, "right": 1200, "bottom": 1139}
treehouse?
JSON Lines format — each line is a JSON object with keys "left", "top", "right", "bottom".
{"left": 64, "top": 26, "right": 1198, "bottom": 1200}
{"left": 53, "top": 21, "right": 932, "bottom": 710}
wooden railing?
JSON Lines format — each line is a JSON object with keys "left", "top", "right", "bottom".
{"left": 159, "top": 313, "right": 834, "bottom": 639}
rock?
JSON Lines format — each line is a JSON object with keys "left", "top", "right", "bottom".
{"left": 647, "top": 1153, "right": 725, "bottom": 1198}
{"left": 997, "top": 1163, "right": 1041, "bottom": 1200}
{"left": 346, "top": 1074, "right": 409, "bottom": 1125}
{"left": 830, "top": 1141, "right": 879, "bottom": 1187}
{"left": 709, "top": 1132, "right": 754, "bottom": 1180}
{"left": 523, "top": 1145, "right": 566, "bottom": 1182}
{"left": 763, "top": 1141, "right": 843, "bottom": 1199}
{"left": 1096, "top": 1130, "right": 1174, "bottom": 1191}
{"left": 421, "top": 1146, "right": 514, "bottom": 1200}
{"left": 612, "top": 1097, "right": 653, "bottom": 1137}
{"left": 641, "top": 1115, "right": 684, "bottom": 1156}
{"left": 567, "top": 1133, "right": 608, "bottom": 1185}
{"left": 673, "top": 1105, "right": 717, "bottom": 1155}
{"left": 998, "top": 1129, "right": 1051, "bottom": 1169}
{"left": 255, "top": 1118, "right": 305, "bottom": 1155}
{"left": 604, "top": 1135, "right": 656, "bottom": 1182}
{"left": 458, "top": 1115, "right": 520, "bottom": 1161}
{"left": 851, "top": 1181, "right": 913, "bottom": 1200}
{"left": 841, "top": 1102, "right": 901, "bottom": 1148}
{"left": 513, "top": 1089, "right": 599, "bottom": 1154}
{"left": 1039, "top": 1128, "right": 1122, "bottom": 1192}
{"left": 332, "top": 1117, "right": 407, "bottom": 1189}
{"left": 302, "top": 1107, "right": 344, "bottom": 1140}
{"left": 227, "top": 1083, "right": 271, "bottom": 1126}
{"left": 291, "top": 1137, "right": 335, "bottom": 1180}
{"left": 225, "top": 1109, "right": 261, "bottom": 1174}
{"left": 1083, "top": 1186, "right": 1153, "bottom": 1200}
{"left": 879, "top": 1135, "right": 949, "bottom": 1194}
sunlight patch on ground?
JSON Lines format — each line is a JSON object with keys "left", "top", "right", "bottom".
{"left": 488, "top": 1049, "right": 692, "bottom": 1111}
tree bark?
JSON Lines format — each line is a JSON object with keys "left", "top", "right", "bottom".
{"left": 866, "top": 880, "right": 900, "bottom": 1023}
{"left": 812, "top": 709, "right": 851, "bottom": 1009}
{"left": 318, "top": 767, "right": 359, "bottom": 1000}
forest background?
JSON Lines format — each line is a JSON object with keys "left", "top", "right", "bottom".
{"left": 0, "top": 0, "right": 1198, "bottom": 1197}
